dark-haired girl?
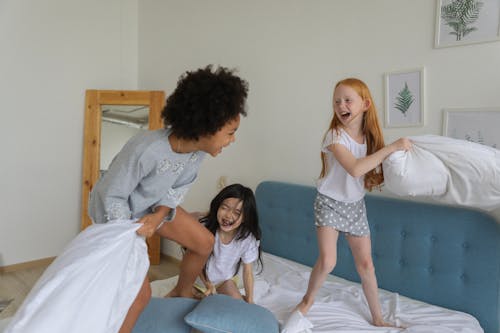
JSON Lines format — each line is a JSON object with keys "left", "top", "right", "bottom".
{"left": 196, "top": 184, "right": 262, "bottom": 303}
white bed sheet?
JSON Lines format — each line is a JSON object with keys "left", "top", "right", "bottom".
{"left": 150, "top": 253, "right": 484, "bottom": 333}
{"left": 254, "top": 252, "right": 483, "bottom": 333}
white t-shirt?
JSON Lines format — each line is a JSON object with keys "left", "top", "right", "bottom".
{"left": 205, "top": 230, "right": 260, "bottom": 284}
{"left": 317, "top": 128, "right": 367, "bottom": 202}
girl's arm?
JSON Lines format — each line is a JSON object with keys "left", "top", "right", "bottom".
{"left": 329, "top": 137, "right": 412, "bottom": 178}
{"left": 199, "top": 270, "right": 216, "bottom": 296}
{"left": 242, "top": 262, "right": 254, "bottom": 303}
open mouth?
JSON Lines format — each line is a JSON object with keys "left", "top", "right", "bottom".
{"left": 221, "top": 219, "right": 236, "bottom": 227}
{"left": 340, "top": 111, "right": 351, "bottom": 120}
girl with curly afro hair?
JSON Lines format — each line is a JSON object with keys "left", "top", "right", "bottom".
{"left": 88, "top": 65, "right": 248, "bottom": 333}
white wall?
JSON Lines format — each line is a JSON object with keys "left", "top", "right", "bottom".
{"left": 0, "top": 0, "right": 138, "bottom": 266}
{"left": 1, "top": 0, "right": 499, "bottom": 265}
{"left": 137, "top": 0, "right": 500, "bottom": 258}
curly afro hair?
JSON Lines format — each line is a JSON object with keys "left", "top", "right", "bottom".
{"left": 162, "top": 65, "right": 249, "bottom": 140}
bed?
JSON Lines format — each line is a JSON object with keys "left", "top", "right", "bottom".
{"left": 6, "top": 179, "right": 496, "bottom": 332}
{"left": 254, "top": 180, "right": 500, "bottom": 333}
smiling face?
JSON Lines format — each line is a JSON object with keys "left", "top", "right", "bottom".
{"left": 217, "top": 197, "right": 243, "bottom": 233}
{"left": 333, "top": 84, "right": 370, "bottom": 128}
{"left": 197, "top": 115, "right": 240, "bottom": 157}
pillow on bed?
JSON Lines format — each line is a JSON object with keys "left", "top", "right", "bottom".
{"left": 184, "top": 294, "right": 279, "bottom": 333}
{"left": 132, "top": 297, "right": 199, "bottom": 333}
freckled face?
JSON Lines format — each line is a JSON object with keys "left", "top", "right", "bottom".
{"left": 333, "top": 84, "right": 368, "bottom": 127}
{"left": 217, "top": 197, "right": 243, "bottom": 233}
{"left": 198, "top": 115, "right": 240, "bottom": 157}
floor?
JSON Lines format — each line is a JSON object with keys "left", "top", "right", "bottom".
{"left": 0, "top": 255, "right": 180, "bottom": 319}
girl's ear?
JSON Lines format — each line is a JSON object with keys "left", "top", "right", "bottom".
{"left": 363, "top": 98, "right": 371, "bottom": 111}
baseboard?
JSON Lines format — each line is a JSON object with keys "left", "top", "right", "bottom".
{"left": 0, "top": 257, "right": 56, "bottom": 274}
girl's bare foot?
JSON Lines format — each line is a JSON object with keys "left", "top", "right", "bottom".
{"left": 293, "top": 300, "right": 311, "bottom": 315}
{"left": 373, "top": 319, "right": 405, "bottom": 329}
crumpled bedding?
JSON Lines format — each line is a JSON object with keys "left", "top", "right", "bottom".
{"left": 4, "top": 220, "right": 149, "bottom": 333}
{"left": 149, "top": 253, "right": 483, "bottom": 333}
{"left": 256, "top": 253, "right": 483, "bottom": 333}
{"left": 383, "top": 135, "right": 500, "bottom": 211}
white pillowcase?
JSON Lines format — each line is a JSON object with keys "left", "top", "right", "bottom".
{"left": 5, "top": 220, "right": 149, "bottom": 333}
{"left": 383, "top": 145, "right": 448, "bottom": 197}
{"left": 383, "top": 135, "right": 500, "bottom": 211}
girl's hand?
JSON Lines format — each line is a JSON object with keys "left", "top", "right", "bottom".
{"left": 390, "top": 137, "right": 412, "bottom": 152}
{"left": 136, "top": 213, "right": 163, "bottom": 237}
{"left": 243, "top": 295, "right": 254, "bottom": 304}
{"left": 204, "top": 283, "right": 216, "bottom": 296}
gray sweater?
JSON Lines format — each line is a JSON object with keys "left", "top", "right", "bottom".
{"left": 88, "top": 128, "right": 206, "bottom": 223}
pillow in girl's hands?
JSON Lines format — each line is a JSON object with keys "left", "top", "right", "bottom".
{"left": 383, "top": 145, "right": 448, "bottom": 197}
{"left": 184, "top": 294, "right": 279, "bottom": 333}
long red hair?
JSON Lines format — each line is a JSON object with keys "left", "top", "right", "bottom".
{"left": 320, "top": 78, "right": 385, "bottom": 191}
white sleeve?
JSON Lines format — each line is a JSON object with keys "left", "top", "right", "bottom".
{"left": 241, "top": 237, "right": 260, "bottom": 264}
{"left": 321, "top": 129, "right": 345, "bottom": 153}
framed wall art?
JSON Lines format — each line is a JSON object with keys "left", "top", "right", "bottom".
{"left": 442, "top": 107, "right": 500, "bottom": 148}
{"left": 384, "top": 68, "right": 424, "bottom": 128}
{"left": 435, "top": 0, "right": 500, "bottom": 48}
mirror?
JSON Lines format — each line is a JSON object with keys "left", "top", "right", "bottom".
{"left": 81, "top": 90, "right": 165, "bottom": 264}
{"left": 100, "top": 104, "right": 149, "bottom": 175}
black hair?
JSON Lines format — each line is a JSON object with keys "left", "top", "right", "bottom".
{"left": 162, "top": 65, "right": 249, "bottom": 140}
{"left": 203, "top": 183, "right": 263, "bottom": 276}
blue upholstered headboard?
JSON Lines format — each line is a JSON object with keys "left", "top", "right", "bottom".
{"left": 255, "top": 181, "right": 500, "bottom": 333}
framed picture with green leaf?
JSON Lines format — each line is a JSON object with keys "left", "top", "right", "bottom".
{"left": 384, "top": 68, "right": 424, "bottom": 128}
{"left": 435, "top": 0, "right": 500, "bottom": 48}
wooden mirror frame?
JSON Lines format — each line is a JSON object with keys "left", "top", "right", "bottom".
{"left": 81, "top": 90, "right": 165, "bottom": 265}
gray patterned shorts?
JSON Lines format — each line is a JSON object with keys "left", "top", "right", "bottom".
{"left": 314, "top": 192, "right": 370, "bottom": 237}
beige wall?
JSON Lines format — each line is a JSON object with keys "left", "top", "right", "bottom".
{"left": 1, "top": 0, "right": 498, "bottom": 265}
{"left": 0, "top": 0, "right": 138, "bottom": 266}
{"left": 136, "top": 0, "right": 500, "bottom": 258}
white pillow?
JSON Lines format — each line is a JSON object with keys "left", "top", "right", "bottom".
{"left": 383, "top": 135, "right": 500, "bottom": 211}
{"left": 5, "top": 220, "right": 149, "bottom": 333}
{"left": 383, "top": 145, "right": 448, "bottom": 197}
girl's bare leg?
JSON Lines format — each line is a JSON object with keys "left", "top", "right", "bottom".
{"left": 157, "top": 206, "right": 214, "bottom": 298}
{"left": 346, "top": 235, "right": 391, "bottom": 327}
{"left": 217, "top": 280, "right": 243, "bottom": 300}
{"left": 119, "top": 276, "right": 151, "bottom": 333}
{"left": 296, "top": 227, "right": 339, "bottom": 314}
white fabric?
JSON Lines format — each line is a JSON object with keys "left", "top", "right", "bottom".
{"left": 205, "top": 231, "right": 259, "bottom": 284}
{"left": 383, "top": 135, "right": 500, "bottom": 211}
{"left": 317, "top": 128, "right": 367, "bottom": 203}
{"left": 4, "top": 220, "right": 149, "bottom": 333}
{"left": 257, "top": 253, "right": 482, "bottom": 333}
{"left": 150, "top": 252, "right": 482, "bottom": 332}
{"left": 382, "top": 144, "right": 448, "bottom": 197}
{"left": 281, "top": 310, "right": 313, "bottom": 333}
